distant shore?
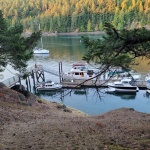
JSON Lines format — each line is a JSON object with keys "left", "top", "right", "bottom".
{"left": 43, "top": 31, "right": 105, "bottom": 36}
{"left": 22, "top": 25, "right": 150, "bottom": 37}
{"left": 22, "top": 31, "right": 105, "bottom": 37}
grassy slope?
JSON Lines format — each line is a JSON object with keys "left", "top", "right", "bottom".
{"left": 0, "top": 85, "right": 150, "bottom": 150}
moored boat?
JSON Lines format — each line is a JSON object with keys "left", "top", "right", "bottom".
{"left": 33, "top": 47, "right": 49, "bottom": 54}
{"left": 63, "top": 63, "right": 100, "bottom": 80}
{"left": 106, "top": 78, "right": 139, "bottom": 94}
{"left": 36, "top": 80, "right": 62, "bottom": 91}
{"left": 145, "top": 71, "right": 150, "bottom": 93}
{"left": 146, "top": 80, "right": 150, "bottom": 94}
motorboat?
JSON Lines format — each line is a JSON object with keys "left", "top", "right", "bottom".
{"left": 145, "top": 71, "right": 150, "bottom": 93}
{"left": 33, "top": 47, "right": 49, "bottom": 54}
{"left": 63, "top": 63, "right": 100, "bottom": 80}
{"left": 36, "top": 80, "right": 62, "bottom": 91}
{"left": 145, "top": 72, "right": 150, "bottom": 81}
{"left": 106, "top": 78, "right": 139, "bottom": 94}
{"left": 109, "top": 71, "right": 142, "bottom": 80}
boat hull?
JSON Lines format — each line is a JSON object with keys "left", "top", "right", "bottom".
{"left": 36, "top": 87, "right": 62, "bottom": 91}
{"left": 33, "top": 47, "right": 49, "bottom": 54}
{"left": 108, "top": 85, "right": 138, "bottom": 93}
{"left": 36, "top": 81, "right": 62, "bottom": 91}
{"left": 146, "top": 89, "right": 150, "bottom": 94}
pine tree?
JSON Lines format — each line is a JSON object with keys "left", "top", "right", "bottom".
{"left": 82, "top": 23, "right": 150, "bottom": 74}
{"left": 0, "top": 10, "right": 41, "bottom": 74}
{"left": 87, "top": 19, "right": 92, "bottom": 31}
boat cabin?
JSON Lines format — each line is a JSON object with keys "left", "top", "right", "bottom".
{"left": 71, "top": 63, "right": 88, "bottom": 71}
{"left": 67, "top": 69, "right": 95, "bottom": 79}
{"left": 64, "top": 62, "right": 100, "bottom": 80}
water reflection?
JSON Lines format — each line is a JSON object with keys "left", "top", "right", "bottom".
{"left": 35, "top": 89, "right": 64, "bottom": 97}
{"left": 32, "top": 85, "right": 150, "bottom": 115}
{"left": 107, "top": 93, "right": 137, "bottom": 100}
{"left": 73, "top": 89, "right": 87, "bottom": 95}
{"left": 144, "top": 91, "right": 150, "bottom": 98}
{"left": 39, "top": 35, "right": 150, "bottom": 73}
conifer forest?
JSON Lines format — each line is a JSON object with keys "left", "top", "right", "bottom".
{"left": 0, "top": 0, "right": 150, "bottom": 32}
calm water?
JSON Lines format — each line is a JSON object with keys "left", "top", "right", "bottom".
{"left": 2, "top": 35, "right": 150, "bottom": 115}
{"left": 35, "top": 87, "right": 150, "bottom": 115}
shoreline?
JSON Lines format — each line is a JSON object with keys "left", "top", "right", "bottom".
{"left": 22, "top": 31, "right": 105, "bottom": 37}
{"left": 22, "top": 25, "right": 150, "bottom": 37}
{"left": 43, "top": 31, "right": 105, "bottom": 36}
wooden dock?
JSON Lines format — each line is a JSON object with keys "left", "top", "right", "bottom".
{"left": 2, "top": 64, "right": 147, "bottom": 90}
{"left": 61, "top": 79, "right": 147, "bottom": 89}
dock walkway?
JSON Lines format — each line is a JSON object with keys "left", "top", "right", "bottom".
{"left": 61, "top": 79, "right": 147, "bottom": 89}
{"left": 2, "top": 64, "right": 147, "bottom": 89}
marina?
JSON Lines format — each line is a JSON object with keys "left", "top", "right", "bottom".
{"left": 2, "top": 63, "right": 147, "bottom": 89}
{"left": 1, "top": 34, "right": 150, "bottom": 115}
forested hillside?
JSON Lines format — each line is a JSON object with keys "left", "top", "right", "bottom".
{"left": 0, "top": 0, "right": 150, "bottom": 32}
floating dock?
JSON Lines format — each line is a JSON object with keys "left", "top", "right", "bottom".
{"left": 2, "top": 64, "right": 148, "bottom": 90}
{"left": 61, "top": 79, "right": 147, "bottom": 89}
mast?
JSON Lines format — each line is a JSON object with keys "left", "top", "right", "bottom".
{"left": 39, "top": 24, "right": 43, "bottom": 49}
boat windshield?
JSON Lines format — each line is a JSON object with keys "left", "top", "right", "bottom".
{"left": 129, "top": 80, "right": 136, "bottom": 86}
{"left": 121, "top": 81, "right": 130, "bottom": 84}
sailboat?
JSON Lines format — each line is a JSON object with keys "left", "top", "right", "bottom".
{"left": 33, "top": 24, "right": 49, "bottom": 54}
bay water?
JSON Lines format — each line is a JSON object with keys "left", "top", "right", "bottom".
{"left": 2, "top": 34, "right": 150, "bottom": 115}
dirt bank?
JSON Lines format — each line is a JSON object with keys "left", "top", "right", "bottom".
{"left": 0, "top": 83, "right": 150, "bottom": 150}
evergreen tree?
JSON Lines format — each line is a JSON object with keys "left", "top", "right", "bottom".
{"left": 82, "top": 23, "right": 150, "bottom": 76}
{"left": 0, "top": 10, "right": 41, "bottom": 74}
{"left": 0, "top": 0, "right": 149, "bottom": 32}
{"left": 87, "top": 19, "right": 92, "bottom": 31}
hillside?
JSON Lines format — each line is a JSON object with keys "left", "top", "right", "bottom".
{"left": 0, "top": 0, "right": 150, "bottom": 32}
{"left": 0, "top": 82, "right": 150, "bottom": 150}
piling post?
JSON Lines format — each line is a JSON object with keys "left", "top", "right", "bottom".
{"left": 60, "top": 62, "right": 63, "bottom": 81}
{"left": 26, "top": 78, "right": 29, "bottom": 91}
{"left": 32, "top": 70, "right": 36, "bottom": 89}
{"left": 59, "top": 62, "right": 61, "bottom": 83}
{"left": 28, "top": 76, "right": 31, "bottom": 92}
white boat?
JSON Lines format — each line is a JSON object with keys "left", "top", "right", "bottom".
{"left": 106, "top": 78, "right": 139, "bottom": 94}
{"left": 33, "top": 53, "right": 49, "bottom": 58}
{"left": 36, "top": 80, "right": 62, "bottom": 91}
{"left": 145, "top": 71, "right": 150, "bottom": 93}
{"left": 63, "top": 63, "right": 100, "bottom": 80}
{"left": 33, "top": 23, "right": 49, "bottom": 54}
{"left": 109, "top": 71, "right": 142, "bottom": 80}
{"left": 33, "top": 47, "right": 49, "bottom": 54}
{"left": 145, "top": 72, "right": 150, "bottom": 82}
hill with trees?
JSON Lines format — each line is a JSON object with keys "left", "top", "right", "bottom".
{"left": 0, "top": 0, "right": 150, "bottom": 32}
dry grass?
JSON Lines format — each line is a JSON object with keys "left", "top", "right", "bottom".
{"left": 0, "top": 85, "right": 150, "bottom": 150}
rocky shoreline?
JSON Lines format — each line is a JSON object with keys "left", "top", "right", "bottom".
{"left": 0, "top": 83, "right": 150, "bottom": 150}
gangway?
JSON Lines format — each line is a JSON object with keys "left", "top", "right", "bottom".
{"left": 2, "top": 75, "right": 20, "bottom": 88}
{"left": 42, "top": 66, "right": 60, "bottom": 76}
{"left": 2, "top": 64, "right": 65, "bottom": 87}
